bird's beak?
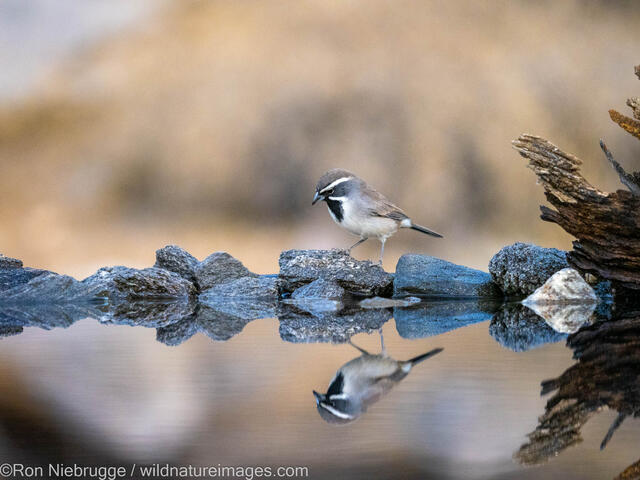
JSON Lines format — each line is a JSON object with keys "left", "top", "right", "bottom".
{"left": 313, "top": 390, "right": 324, "bottom": 404}
{"left": 312, "top": 191, "right": 322, "bottom": 205}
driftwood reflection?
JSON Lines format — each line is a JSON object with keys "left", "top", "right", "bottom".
{"left": 516, "top": 311, "right": 640, "bottom": 479}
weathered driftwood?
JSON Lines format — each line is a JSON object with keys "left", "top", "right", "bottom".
{"left": 513, "top": 66, "right": 640, "bottom": 291}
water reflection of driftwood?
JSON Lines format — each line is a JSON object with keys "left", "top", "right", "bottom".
{"left": 516, "top": 312, "right": 640, "bottom": 478}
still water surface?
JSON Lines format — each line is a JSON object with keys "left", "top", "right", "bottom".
{"left": 0, "top": 302, "right": 637, "bottom": 480}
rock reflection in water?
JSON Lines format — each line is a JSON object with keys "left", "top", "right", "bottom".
{"left": 278, "top": 303, "right": 391, "bottom": 344}
{"left": 313, "top": 333, "right": 443, "bottom": 424}
{"left": 394, "top": 299, "right": 499, "bottom": 339}
{"left": 489, "top": 304, "right": 566, "bottom": 352}
{"left": 516, "top": 310, "right": 640, "bottom": 478}
{"left": 523, "top": 301, "right": 596, "bottom": 334}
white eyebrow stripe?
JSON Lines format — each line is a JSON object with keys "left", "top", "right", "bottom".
{"left": 320, "top": 403, "right": 354, "bottom": 419}
{"left": 319, "top": 176, "right": 353, "bottom": 193}
{"left": 329, "top": 393, "right": 348, "bottom": 400}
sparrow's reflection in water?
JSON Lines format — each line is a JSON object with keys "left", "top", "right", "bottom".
{"left": 516, "top": 310, "right": 640, "bottom": 479}
{"left": 313, "top": 331, "right": 442, "bottom": 424}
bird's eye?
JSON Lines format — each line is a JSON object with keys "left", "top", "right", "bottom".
{"left": 327, "top": 188, "right": 334, "bottom": 196}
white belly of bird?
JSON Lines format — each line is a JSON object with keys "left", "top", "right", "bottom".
{"left": 329, "top": 198, "right": 398, "bottom": 240}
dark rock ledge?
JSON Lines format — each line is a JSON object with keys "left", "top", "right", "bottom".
{"left": 1, "top": 244, "right": 612, "bottom": 305}
{"left": 0, "top": 242, "right": 617, "bottom": 345}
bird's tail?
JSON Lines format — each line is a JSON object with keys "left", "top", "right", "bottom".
{"left": 407, "top": 348, "right": 443, "bottom": 366}
{"left": 410, "top": 223, "right": 443, "bottom": 238}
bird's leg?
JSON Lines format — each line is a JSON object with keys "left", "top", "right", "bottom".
{"left": 348, "top": 237, "right": 367, "bottom": 254}
{"left": 379, "top": 328, "right": 386, "bottom": 355}
{"left": 348, "top": 338, "right": 370, "bottom": 356}
{"left": 378, "top": 239, "right": 386, "bottom": 265}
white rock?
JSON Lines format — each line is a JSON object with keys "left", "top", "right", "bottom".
{"left": 523, "top": 268, "right": 597, "bottom": 305}
{"left": 524, "top": 302, "right": 596, "bottom": 334}
{"left": 522, "top": 268, "right": 597, "bottom": 333}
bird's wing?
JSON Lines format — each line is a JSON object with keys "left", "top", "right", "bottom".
{"left": 361, "top": 188, "right": 409, "bottom": 222}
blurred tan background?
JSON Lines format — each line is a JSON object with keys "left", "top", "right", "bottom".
{"left": 1, "top": 0, "right": 640, "bottom": 278}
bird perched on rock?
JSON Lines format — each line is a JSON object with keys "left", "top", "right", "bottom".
{"left": 313, "top": 334, "right": 443, "bottom": 424}
{"left": 312, "top": 169, "right": 442, "bottom": 264}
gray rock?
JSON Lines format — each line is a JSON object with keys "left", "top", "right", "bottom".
{"left": 0, "top": 325, "right": 23, "bottom": 338}
{"left": 489, "top": 243, "right": 569, "bottom": 296}
{"left": 81, "top": 266, "right": 196, "bottom": 300}
{"left": 281, "top": 298, "right": 343, "bottom": 316}
{"left": 279, "top": 249, "right": 394, "bottom": 296}
{"left": 156, "top": 314, "right": 199, "bottom": 346}
{"left": 0, "top": 303, "right": 92, "bottom": 330}
{"left": 154, "top": 245, "right": 199, "bottom": 284}
{"left": 195, "top": 304, "right": 257, "bottom": 341}
{"left": 0, "top": 272, "right": 88, "bottom": 301}
{"left": 195, "top": 252, "right": 258, "bottom": 290}
{"left": 199, "top": 275, "right": 279, "bottom": 300}
{"left": 359, "top": 296, "right": 421, "bottom": 309}
{"left": 394, "top": 300, "right": 498, "bottom": 339}
{"left": 291, "top": 278, "right": 346, "bottom": 299}
{"left": 0, "top": 267, "right": 53, "bottom": 294}
{"left": 489, "top": 304, "right": 566, "bottom": 352}
{"left": 156, "top": 304, "right": 257, "bottom": 346}
{"left": 278, "top": 305, "right": 391, "bottom": 343}
{"left": 0, "top": 254, "right": 23, "bottom": 269}
{"left": 96, "top": 300, "right": 195, "bottom": 328}
{"left": 394, "top": 254, "right": 502, "bottom": 298}
{"left": 199, "top": 276, "right": 278, "bottom": 319}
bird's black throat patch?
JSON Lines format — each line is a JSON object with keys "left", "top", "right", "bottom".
{"left": 326, "top": 198, "right": 344, "bottom": 222}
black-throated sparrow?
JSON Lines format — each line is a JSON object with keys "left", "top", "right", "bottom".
{"left": 313, "top": 334, "right": 443, "bottom": 425}
{"left": 312, "top": 169, "right": 442, "bottom": 263}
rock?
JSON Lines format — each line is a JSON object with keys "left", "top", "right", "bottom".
{"left": 281, "top": 298, "right": 343, "bottom": 315}
{"left": 195, "top": 252, "right": 257, "bottom": 290}
{"left": 199, "top": 276, "right": 279, "bottom": 320}
{"left": 394, "top": 254, "right": 501, "bottom": 298}
{"left": 0, "top": 325, "right": 23, "bottom": 338}
{"left": 154, "top": 245, "right": 199, "bottom": 284}
{"left": 195, "top": 304, "right": 258, "bottom": 341}
{"left": 393, "top": 300, "right": 498, "bottom": 338}
{"left": 291, "top": 278, "right": 346, "bottom": 299}
{"left": 0, "top": 254, "right": 23, "bottom": 269}
{"left": 0, "top": 272, "right": 88, "bottom": 301}
{"left": 199, "top": 275, "right": 279, "bottom": 300}
{"left": 81, "top": 266, "right": 196, "bottom": 300}
{"left": 524, "top": 303, "right": 595, "bottom": 334}
{"left": 96, "top": 300, "right": 195, "bottom": 328}
{"left": 489, "top": 304, "right": 566, "bottom": 352}
{"left": 285, "top": 279, "right": 346, "bottom": 314}
{"left": 203, "top": 298, "right": 276, "bottom": 320}
{"left": 359, "top": 296, "right": 421, "bottom": 309}
{"left": 0, "top": 302, "right": 99, "bottom": 332}
{"left": 156, "top": 304, "right": 257, "bottom": 346}
{"left": 523, "top": 268, "right": 598, "bottom": 305}
{"left": 279, "top": 249, "right": 394, "bottom": 296}
{"left": 489, "top": 243, "right": 569, "bottom": 296}
{"left": 278, "top": 305, "right": 391, "bottom": 343}
{"left": 0, "top": 268, "right": 55, "bottom": 294}
{"left": 156, "top": 315, "right": 198, "bottom": 346}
